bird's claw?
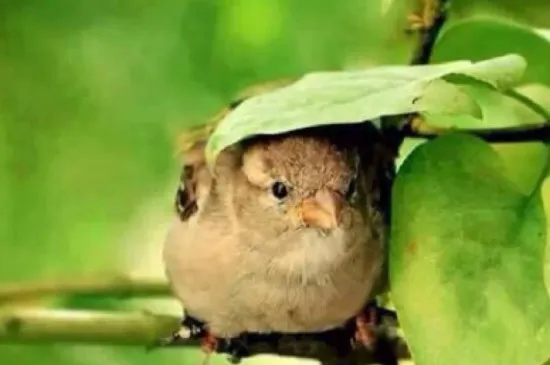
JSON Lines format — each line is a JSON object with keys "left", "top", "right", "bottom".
{"left": 147, "top": 326, "right": 192, "bottom": 351}
{"left": 153, "top": 313, "right": 248, "bottom": 364}
{"left": 199, "top": 332, "right": 251, "bottom": 364}
{"left": 200, "top": 332, "right": 218, "bottom": 353}
{"left": 351, "top": 302, "right": 379, "bottom": 350}
{"left": 150, "top": 313, "right": 209, "bottom": 350}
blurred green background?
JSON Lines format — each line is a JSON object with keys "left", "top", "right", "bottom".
{"left": 1, "top": 0, "right": 550, "bottom": 364}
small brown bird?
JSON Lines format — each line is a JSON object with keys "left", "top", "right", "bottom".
{"left": 163, "top": 123, "right": 394, "bottom": 351}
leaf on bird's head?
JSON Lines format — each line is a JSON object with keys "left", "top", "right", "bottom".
{"left": 203, "top": 54, "right": 527, "bottom": 169}
{"left": 175, "top": 78, "right": 297, "bottom": 163}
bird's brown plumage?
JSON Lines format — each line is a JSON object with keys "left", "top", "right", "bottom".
{"left": 163, "top": 123, "right": 394, "bottom": 338}
{"left": 243, "top": 134, "right": 355, "bottom": 193}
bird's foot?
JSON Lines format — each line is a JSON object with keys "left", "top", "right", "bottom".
{"left": 180, "top": 315, "right": 225, "bottom": 354}
{"left": 197, "top": 337, "right": 247, "bottom": 365}
{"left": 200, "top": 332, "right": 219, "bottom": 353}
{"left": 150, "top": 313, "right": 211, "bottom": 350}
{"left": 151, "top": 326, "right": 194, "bottom": 349}
{"left": 351, "top": 303, "right": 378, "bottom": 350}
{"left": 198, "top": 333, "right": 218, "bottom": 365}
{"left": 181, "top": 315, "right": 246, "bottom": 363}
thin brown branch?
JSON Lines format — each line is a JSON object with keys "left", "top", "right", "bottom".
{"left": 382, "top": 0, "right": 452, "bottom": 152}
{"left": 408, "top": 0, "right": 451, "bottom": 65}
{"left": 403, "top": 118, "right": 550, "bottom": 143}
{"left": 0, "top": 275, "right": 170, "bottom": 304}
{"left": 398, "top": 1, "right": 550, "bottom": 147}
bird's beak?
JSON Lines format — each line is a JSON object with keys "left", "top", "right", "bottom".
{"left": 295, "top": 189, "right": 343, "bottom": 230}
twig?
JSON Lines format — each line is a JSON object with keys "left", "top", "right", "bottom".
{"left": 0, "top": 309, "right": 180, "bottom": 346}
{"left": 0, "top": 308, "right": 409, "bottom": 364}
{"left": 403, "top": 119, "right": 550, "bottom": 143}
{"left": 0, "top": 309, "right": 410, "bottom": 364}
{"left": 397, "top": 0, "right": 550, "bottom": 146}
{"left": 0, "top": 275, "right": 170, "bottom": 304}
{"left": 382, "top": 0, "right": 452, "bottom": 151}
{"left": 408, "top": 0, "right": 451, "bottom": 65}
{"left": 399, "top": 0, "right": 550, "bottom": 145}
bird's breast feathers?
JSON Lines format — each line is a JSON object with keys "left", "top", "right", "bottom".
{"left": 163, "top": 217, "right": 382, "bottom": 337}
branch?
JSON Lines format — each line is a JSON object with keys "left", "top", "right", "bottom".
{"left": 403, "top": 117, "right": 550, "bottom": 143}
{"left": 0, "top": 308, "right": 409, "bottom": 364}
{"left": 382, "top": 0, "right": 452, "bottom": 152}
{"left": 399, "top": 1, "right": 550, "bottom": 145}
{"left": 0, "top": 275, "right": 170, "bottom": 304}
{"left": 0, "top": 309, "right": 180, "bottom": 346}
{"left": 155, "top": 307, "right": 409, "bottom": 365}
{"left": 0, "top": 277, "right": 412, "bottom": 363}
{"left": 408, "top": 0, "right": 451, "bottom": 65}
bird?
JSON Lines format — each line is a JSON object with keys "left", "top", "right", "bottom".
{"left": 162, "top": 121, "right": 396, "bottom": 355}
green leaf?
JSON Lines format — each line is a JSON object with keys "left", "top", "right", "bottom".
{"left": 205, "top": 54, "right": 526, "bottom": 166}
{"left": 432, "top": 19, "right": 550, "bottom": 123}
{"left": 433, "top": 18, "right": 550, "bottom": 86}
{"left": 424, "top": 87, "right": 548, "bottom": 196}
{"left": 515, "top": 83, "right": 550, "bottom": 115}
{"left": 422, "top": 80, "right": 545, "bottom": 130}
{"left": 390, "top": 133, "right": 550, "bottom": 365}
{"left": 543, "top": 179, "right": 550, "bottom": 300}
{"left": 416, "top": 79, "right": 480, "bottom": 117}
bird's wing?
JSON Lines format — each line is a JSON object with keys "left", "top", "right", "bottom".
{"left": 175, "top": 153, "right": 202, "bottom": 221}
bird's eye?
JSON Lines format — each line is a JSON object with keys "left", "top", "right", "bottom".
{"left": 271, "top": 181, "right": 289, "bottom": 200}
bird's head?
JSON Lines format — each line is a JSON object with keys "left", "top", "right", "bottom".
{"left": 237, "top": 130, "right": 362, "bottom": 233}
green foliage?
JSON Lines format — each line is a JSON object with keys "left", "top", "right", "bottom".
{"left": 384, "top": 16, "right": 550, "bottom": 365}
{"left": 0, "top": 1, "right": 409, "bottom": 365}
{"left": 203, "top": 13, "right": 550, "bottom": 365}
{"left": 390, "top": 134, "right": 550, "bottom": 365}
{"left": 4, "top": 1, "right": 550, "bottom": 365}
{"left": 433, "top": 18, "right": 550, "bottom": 86}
